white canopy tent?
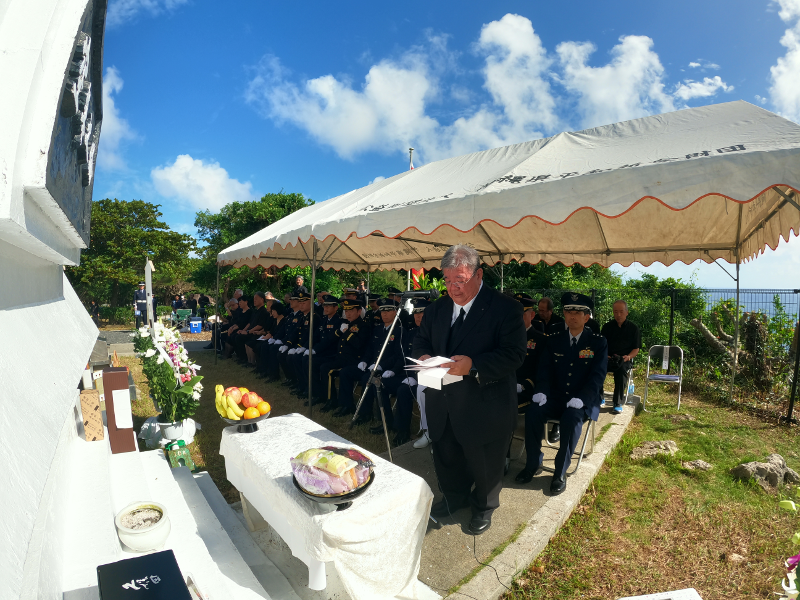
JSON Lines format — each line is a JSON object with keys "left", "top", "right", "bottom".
{"left": 217, "top": 100, "right": 800, "bottom": 414}
{"left": 218, "top": 101, "right": 800, "bottom": 273}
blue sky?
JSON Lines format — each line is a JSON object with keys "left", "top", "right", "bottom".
{"left": 95, "top": 0, "right": 800, "bottom": 289}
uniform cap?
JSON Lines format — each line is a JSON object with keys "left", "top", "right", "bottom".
{"left": 290, "top": 286, "right": 309, "bottom": 299}
{"left": 514, "top": 292, "right": 533, "bottom": 301}
{"left": 518, "top": 297, "right": 537, "bottom": 311}
{"left": 561, "top": 292, "right": 593, "bottom": 313}
{"left": 321, "top": 294, "right": 340, "bottom": 305}
{"left": 367, "top": 293, "right": 381, "bottom": 301}
{"left": 340, "top": 298, "right": 362, "bottom": 310}
{"left": 138, "top": 281, "right": 145, "bottom": 286}
{"left": 386, "top": 286, "right": 403, "bottom": 295}
{"left": 377, "top": 298, "right": 398, "bottom": 311}
{"left": 295, "top": 290, "right": 312, "bottom": 301}
{"left": 411, "top": 299, "right": 431, "bottom": 313}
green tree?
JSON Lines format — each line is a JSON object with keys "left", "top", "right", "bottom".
{"left": 193, "top": 192, "right": 314, "bottom": 298}
{"left": 66, "top": 199, "right": 196, "bottom": 306}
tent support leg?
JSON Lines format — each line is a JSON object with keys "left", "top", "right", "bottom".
{"left": 307, "top": 241, "right": 318, "bottom": 418}
{"left": 728, "top": 257, "right": 740, "bottom": 403}
{"left": 500, "top": 257, "right": 504, "bottom": 293}
{"left": 215, "top": 264, "right": 220, "bottom": 366}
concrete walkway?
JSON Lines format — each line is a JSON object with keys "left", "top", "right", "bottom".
{"left": 377, "top": 394, "right": 638, "bottom": 598}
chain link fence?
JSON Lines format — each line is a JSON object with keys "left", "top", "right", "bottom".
{"left": 516, "top": 287, "right": 800, "bottom": 420}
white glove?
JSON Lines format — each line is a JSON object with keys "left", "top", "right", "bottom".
{"left": 368, "top": 363, "right": 382, "bottom": 371}
{"left": 297, "top": 347, "right": 306, "bottom": 353}
{"left": 532, "top": 393, "right": 547, "bottom": 406}
{"left": 401, "top": 377, "right": 417, "bottom": 386}
{"left": 358, "top": 362, "right": 367, "bottom": 371}
{"left": 288, "top": 348, "right": 296, "bottom": 355}
{"left": 303, "top": 349, "right": 309, "bottom": 356}
{"left": 340, "top": 323, "right": 349, "bottom": 332}
{"left": 382, "top": 370, "right": 395, "bottom": 379}
{"left": 566, "top": 397, "right": 584, "bottom": 409}
{"left": 267, "top": 338, "right": 276, "bottom": 344}
{"left": 279, "top": 345, "right": 287, "bottom": 353}
{"left": 273, "top": 339, "right": 282, "bottom": 345}
{"left": 516, "top": 383, "right": 523, "bottom": 394}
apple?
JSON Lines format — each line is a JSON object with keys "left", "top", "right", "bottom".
{"left": 224, "top": 387, "right": 242, "bottom": 404}
{"left": 241, "top": 392, "right": 260, "bottom": 408}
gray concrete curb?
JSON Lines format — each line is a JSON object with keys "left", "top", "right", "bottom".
{"left": 454, "top": 402, "right": 637, "bottom": 600}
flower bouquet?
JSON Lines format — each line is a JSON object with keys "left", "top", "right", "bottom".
{"left": 133, "top": 322, "right": 203, "bottom": 427}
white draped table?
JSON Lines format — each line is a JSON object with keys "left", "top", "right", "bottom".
{"left": 220, "top": 413, "right": 438, "bottom": 600}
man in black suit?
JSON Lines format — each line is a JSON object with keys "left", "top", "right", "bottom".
{"left": 412, "top": 245, "right": 526, "bottom": 535}
{"left": 516, "top": 292, "right": 608, "bottom": 495}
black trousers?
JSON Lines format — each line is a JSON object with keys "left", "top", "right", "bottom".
{"left": 431, "top": 416, "right": 511, "bottom": 520}
{"left": 608, "top": 360, "right": 633, "bottom": 407}
{"left": 524, "top": 402, "right": 586, "bottom": 479}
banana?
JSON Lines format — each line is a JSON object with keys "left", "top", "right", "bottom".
{"left": 225, "top": 406, "right": 241, "bottom": 420}
{"left": 226, "top": 396, "right": 245, "bottom": 417}
{"left": 214, "top": 385, "right": 227, "bottom": 417}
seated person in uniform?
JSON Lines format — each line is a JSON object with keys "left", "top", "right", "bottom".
{"left": 393, "top": 298, "right": 429, "bottom": 447}
{"left": 516, "top": 292, "right": 608, "bottom": 495}
{"left": 600, "top": 300, "right": 641, "bottom": 413}
{"left": 222, "top": 296, "right": 251, "bottom": 358}
{"left": 533, "top": 297, "right": 564, "bottom": 332}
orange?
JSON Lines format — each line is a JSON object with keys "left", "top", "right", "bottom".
{"left": 256, "top": 401, "right": 271, "bottom": 415}
{"left": 243, "top": 407, "right": 260, "bottom": 420}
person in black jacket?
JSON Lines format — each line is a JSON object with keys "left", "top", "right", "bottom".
{"left": 518, "top": 292, "right": 608, "bottom": 495}
{"left": 89, "top": 300, "right": 101, "bottom": 327}
{"left": 346, "top": 298, "right": 405, "bottom": 432}
{"left": 257, "top": 301, "right": 288, "bottom": 380}
{"left": 393, "top": 298, "right": 429, "bottom": 447}
{"left": 301, "top": 295, "right": 342, "bottom": 404}
{"left": 133, "top": 282, "right": 148, "bottom": 329}
{"left": 600, "top": 300, "right": 641, "bottom": 413}
{"left": 533, "top": 297, "right": 564, "bottom": 332}
{"left": 412, "top": 245, "right": 526, "bottom": 535}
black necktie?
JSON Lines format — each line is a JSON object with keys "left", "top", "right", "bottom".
{"left": 571, "top": 337, "right": 577, "bottom": 348}
{"left": 448, "top": 308, "right": 465, "bottom": 353}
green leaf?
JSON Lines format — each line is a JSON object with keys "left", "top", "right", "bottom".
{"left": 781, "top": 500, "right": 798, "bottom": 512}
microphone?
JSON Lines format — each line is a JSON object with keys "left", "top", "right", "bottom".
{"left": 400, "top": 289, "right": 440, "bottom": 300}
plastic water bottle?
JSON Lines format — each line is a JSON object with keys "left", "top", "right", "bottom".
{"left": 628, "top": 381, "right": 635, "bottom": 395}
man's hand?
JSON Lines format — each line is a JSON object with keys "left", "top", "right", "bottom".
{"left": 444, "top": 355, "right": 472, "bottom": 376}
{"left": 418, "top": 354, "right": 432, "bottom": 362}
{"left": 516, "top": 383, "right": 523, "bottom": 394}
{"left": 532, "top": 393, "right": 547, "bottom": 406}
{"left": 566, "top": 398, "right": 584, "bottom": 409}
{"left": 382, "top": 370, "right": 395, "bottom": 379}
{"left": 623, "top": 354, "right": 631, "bottom": 362}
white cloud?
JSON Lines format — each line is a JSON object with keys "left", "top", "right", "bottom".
{"left": 755, "top": 94, "right": 768, "bottom": 104}
{"left": 97, "top": 67, "right": 138, "bottom": 171}
{"left": 769, "top": 0, "right": 800, "bottom": 121}
{"left": 370, "top": 176, "right": 386, "bottom": 185}
{"left": 556, "top": 35, "right": 675, "bottom": 128}
{"left": 688, "top": 59, "right": 720, "bottom": 70}
{"left": 107, "top": 0, "right": 189, "bottom": 28}
{"left": 151, "top": 155, "right": 254, "bottom": 211}
{"left": 245, "top": 15, "right": 559, "bottom": 162}
{"left": 674, "top": 76, "right": 733, "bottom": 100}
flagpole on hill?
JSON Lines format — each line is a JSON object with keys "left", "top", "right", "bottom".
{"left": 409, "top": 147, "right": 414, "bottom": 171}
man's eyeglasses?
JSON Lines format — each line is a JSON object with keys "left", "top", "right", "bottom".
{"left": 443, "top": 270, "right": 478, "bottom": 289}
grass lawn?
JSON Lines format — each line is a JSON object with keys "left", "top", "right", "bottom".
{"left": 125, "top": 349, "right": 418, "bottom": 504}
{"left": 503, "top": 375, "right": 800, "bottom": 600}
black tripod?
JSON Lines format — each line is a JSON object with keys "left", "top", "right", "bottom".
{"left": 349, "top": 306, "right": 405, "bottom": 462}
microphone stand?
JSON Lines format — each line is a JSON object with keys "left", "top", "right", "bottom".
{"left": 349, "top": 307, "right": 405, "bottom": 463}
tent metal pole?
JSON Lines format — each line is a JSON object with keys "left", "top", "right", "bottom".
{"left": 308, "top": 241, "right": 318, "bottom": 418}
{"left": 215, "top": 264, "right": 220, "bottom": 366}
{"left": 500, "top": 256, "right": 504, "bottom": 293}
{"left": 407, "top": 269, "right": 411, "bottom": 291}
{"left": 729, "top": 256, "right": 740, "bottom": 403}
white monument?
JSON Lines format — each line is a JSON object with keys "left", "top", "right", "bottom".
{"left": 0, "top": 0, "right": 106, "bottom": 597}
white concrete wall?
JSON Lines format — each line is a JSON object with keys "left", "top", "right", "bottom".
{"left": 0, "top": 0, "right": 106, "bottom": 598}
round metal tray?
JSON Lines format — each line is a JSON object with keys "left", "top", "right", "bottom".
{"left": 292, "top": 470, "right": 375, "bottom": 511}
{"left": 220, "top": 409, "right": 270, "bottom": 433}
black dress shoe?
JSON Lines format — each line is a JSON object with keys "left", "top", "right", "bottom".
{"left": 468, "top": 516, "right": 492, "bottom": 535}
{"left": 548, "top": 424, "right": 561, "bottom": 444}
{"left": 550, "top": 476, "right": 566, "bottom": 494}
{"left": 333, "top": 406, "right": 355, "bottom": 418}
{"left": 393, "top": 432, "right": 411, "bottom": 446}
{"left": 514, "top": 465, "right": 544, "bottom": 484}
{"left": 351, "top": 415, "right": 371, "bottom": 426}
{"left": 369, "top": 424, "right": 385, "bottom": 435}
{"left": 430, "top": 498, "right": 468, "bottom": 520}
{"left": 281, "top": 380, "right": 294, "bottom": 387}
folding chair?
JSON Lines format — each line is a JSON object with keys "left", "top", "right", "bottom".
{"left": 542, "top": 417, "right": 595, "bottom": 477}
{"left": 174, "top": 309, "right": 192, "bottom": 329}
{"left": 643, "top": 345, "right": 684, "bottom": 411}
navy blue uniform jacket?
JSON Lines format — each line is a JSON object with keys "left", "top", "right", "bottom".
{"left": 534, "top": 327, "right": 608, "bottom": 422}
{"left": 412, "top": 285, "right": 526, "bottom": 446}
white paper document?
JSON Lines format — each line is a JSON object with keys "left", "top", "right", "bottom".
{"left": 112, "top": 388, "right": 133, "bottom": 429}
{"left": 405, "top": 356, "right": 463, "bottom": 390}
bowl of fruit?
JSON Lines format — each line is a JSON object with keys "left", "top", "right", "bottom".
{"left": 215, "top": 385, "right": 271, "bottom": 433}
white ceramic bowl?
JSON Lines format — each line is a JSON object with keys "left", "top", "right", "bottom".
{"left": 114, "top": 501, "right": 171, "bottom": 552}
